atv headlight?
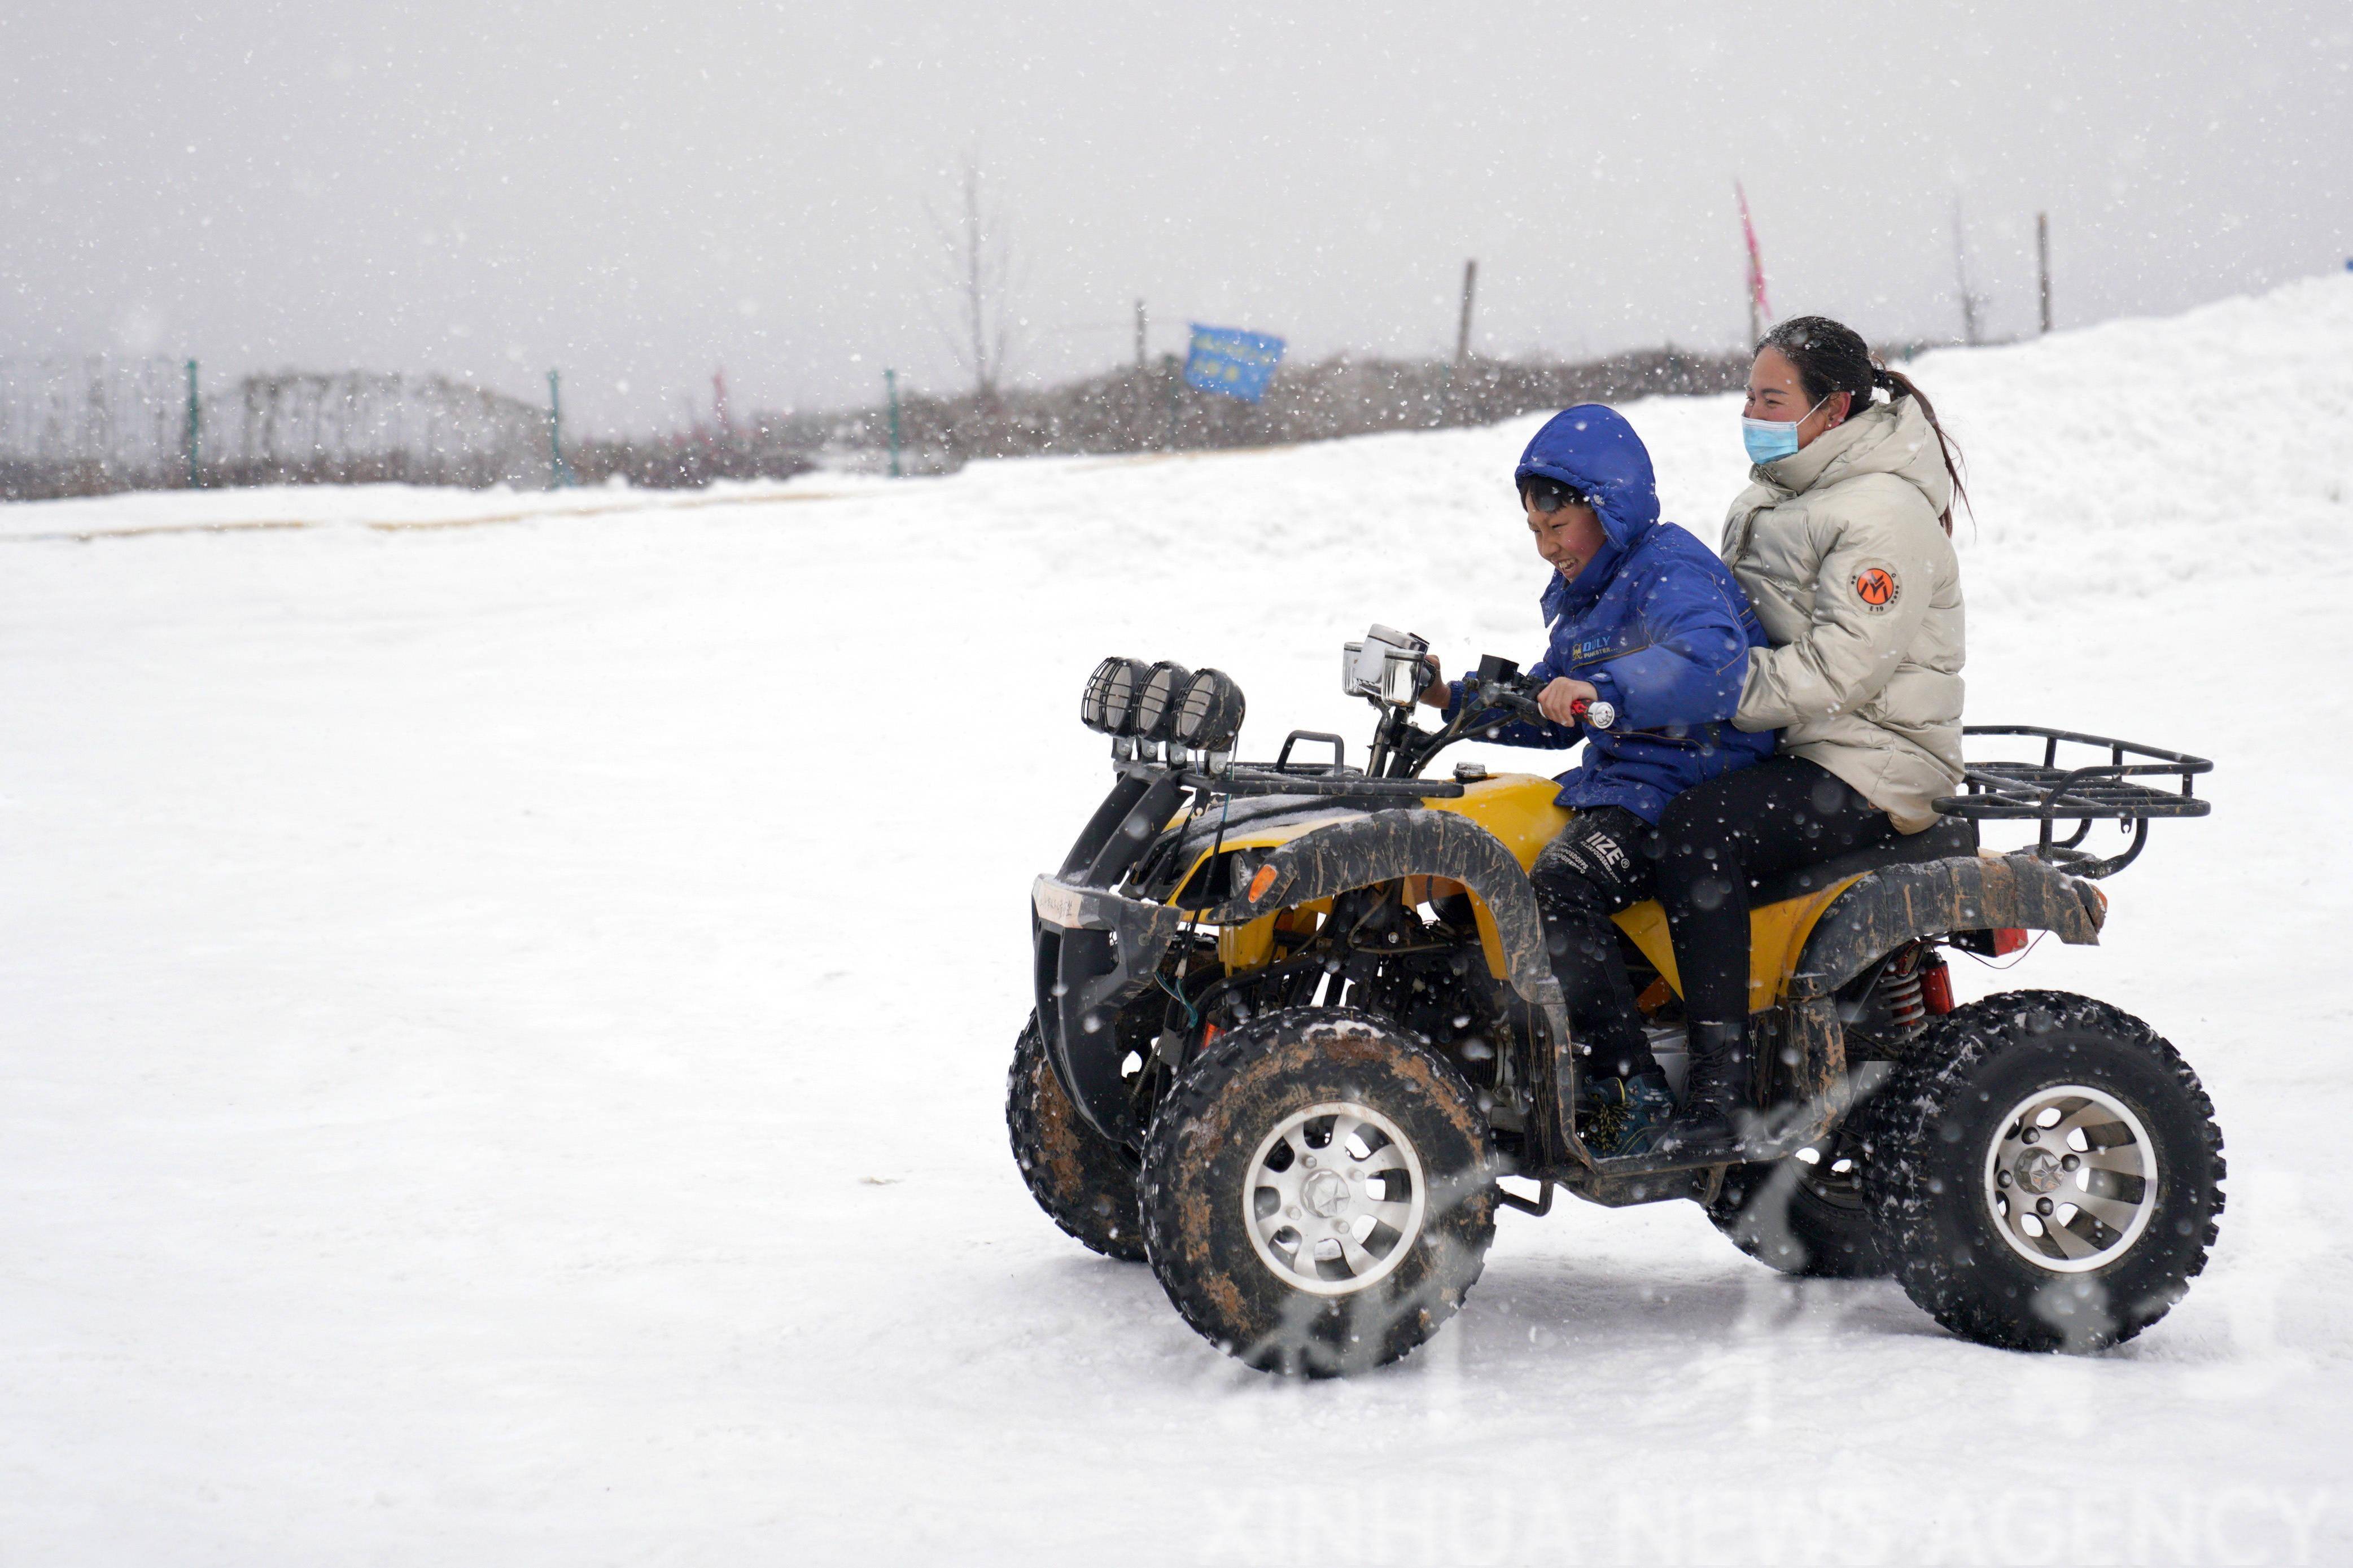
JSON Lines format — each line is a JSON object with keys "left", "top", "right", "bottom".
{"left": 1081, "top": 656, "right": 1148, "bottom": 734}
{"left": 1134, "top": 660, "right": 1193, "bottom": 742}
{"left": 1174, "top": 668, "right": 1246, "bottom": 752}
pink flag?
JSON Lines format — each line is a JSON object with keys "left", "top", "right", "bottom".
{"left": 1736, "top": 181, "right": 1773, "bottom": 331}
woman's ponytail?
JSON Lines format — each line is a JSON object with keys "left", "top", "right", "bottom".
{"left": 1877, "top": 365, "right": 1969, "bottom": 534}
{"left": 1758, "top": 317, "right": 1970, "bottom": 534}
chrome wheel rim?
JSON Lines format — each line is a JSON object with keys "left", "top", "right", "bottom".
{"left": 1982, "top": 1083, "right": 2158, "bottom": 1273}
{"left": 1243, "top": 1101, "right": 1427, "bottom": 1297}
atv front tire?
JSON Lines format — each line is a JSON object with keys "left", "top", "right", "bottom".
{"left": 1862, "top": 991, "right": 2224, "bottom": 1352}
{"left": 1007, "top": 1014, "right": 1147, "bottom": 1262}
{"left": 1139, "top": 1007, "right": 1497, "bottom": 1377}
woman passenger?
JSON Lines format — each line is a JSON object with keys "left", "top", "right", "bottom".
{"left": 1646, "top": 317, "right": 1970, "bottom": 1157}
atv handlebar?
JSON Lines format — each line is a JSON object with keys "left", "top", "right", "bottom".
{"left": 1368, "top": 671, "right": 1615, "bottom": 782}
{"left": 1463, "top": 678, "right": 1615, "bottom": 733}
{"left": 1467, "top": 678, "right": 1542, "bottom": 725}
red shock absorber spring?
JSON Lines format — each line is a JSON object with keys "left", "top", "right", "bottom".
{"left": 1882, "top": 962, "right": 1927, "bottom": 1032}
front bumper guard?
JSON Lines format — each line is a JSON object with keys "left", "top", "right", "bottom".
{"left": 1031, "top": 874, "right": 1185, "bottom": 1145}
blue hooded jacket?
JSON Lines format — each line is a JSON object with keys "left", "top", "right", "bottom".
{"left": 1444, "top": 403, "right": 1776, "bottom": 823}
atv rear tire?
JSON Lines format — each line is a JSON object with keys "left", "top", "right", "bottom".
{"left": 1007, "top": 1014, "right": 1147, "bottom": 1262}
{"left": 1861, "top": 991, "right": 2224, "bottom": 1352}
{"left": 1707, "top": 1117, "right": 1890, "bottom": 1279}
{"left": 1139, "top": 1006, "right": 1497, "bottom": 1377}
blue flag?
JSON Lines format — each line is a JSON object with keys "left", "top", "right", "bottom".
{"left": 1183, "top": 325, "right": 1285, "bottom": 404}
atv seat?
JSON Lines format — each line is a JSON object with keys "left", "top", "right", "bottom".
{"left": 1747, "top": 815, "right": 1980, "bottom": 908}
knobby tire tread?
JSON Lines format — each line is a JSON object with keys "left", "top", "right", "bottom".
{"left": 1857, "top": 989, "right": 2225, "bottom": 1352}
{"left": 1705, "top": 1142, "right": 1892, "bottom": 1280}
{"left": 1139, "top": 1005, "right": 1497, "bottom": 1377}
{"left": 1006, "top": 1014, "right": 1149, "bottom": 1263}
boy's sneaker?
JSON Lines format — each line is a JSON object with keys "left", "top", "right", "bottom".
{"left": 1580, "top": 1070, "right": 1677, "bottom": 1158}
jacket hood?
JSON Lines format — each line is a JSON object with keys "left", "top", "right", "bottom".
{"left": 1753, "top": 394, "right": 1953, "bottom": 518}
{"left": 1515, "top": 403, "right": 1660, "bottom": 612}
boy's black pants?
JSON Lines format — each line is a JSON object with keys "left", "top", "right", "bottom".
{"left": 1527, "top": 805, "right": 1661, "bottom": 1081}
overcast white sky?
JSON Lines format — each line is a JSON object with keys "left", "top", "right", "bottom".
{"left": 4, "top": 2, "right": 2348, "bottom": 434}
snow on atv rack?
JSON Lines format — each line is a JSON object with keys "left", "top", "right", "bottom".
{"left": 1175, "top": 728, "right": 1468, "bottom": 801}
{"left": 1935, "top": 725, "right": 2212, "bottom": 878}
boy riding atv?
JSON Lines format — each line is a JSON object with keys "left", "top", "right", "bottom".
{"left": 1415, "top": 404, "right": 1773, "bottom": 1157}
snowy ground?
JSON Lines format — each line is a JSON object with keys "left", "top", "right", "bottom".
{"left": 6, "top": 278, "right": 2352, "bottom": 1565}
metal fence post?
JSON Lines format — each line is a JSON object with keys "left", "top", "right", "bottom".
{"left": 546, "top": 369, "right": 570, "bottom": 487}
{"left": 885, "top": 367, "right": 902, "bottom": 478}
{"left": 2036, "top": 212, "right": 2053, "bottom": 335}
{"left": 184, "top": 358, "right": 200, "bottom": 487}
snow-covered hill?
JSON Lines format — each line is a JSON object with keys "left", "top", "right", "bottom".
{"left": 5, "top": 277, "right": 2351, "bottom": 1565}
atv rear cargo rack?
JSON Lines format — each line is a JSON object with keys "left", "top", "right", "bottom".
{"left": 1934, "top": 725, "right": 2211, "bottom": 878}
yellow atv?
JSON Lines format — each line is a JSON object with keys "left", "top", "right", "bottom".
{"left": 1010, "top": 627, "right": 2222, "bottom": 1376}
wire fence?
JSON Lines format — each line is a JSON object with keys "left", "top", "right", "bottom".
{"left": 0, "top": 357, "right": 552, "bottom": 500}
{"left": 0, "top": 357, "right": 191, "bottom": 497}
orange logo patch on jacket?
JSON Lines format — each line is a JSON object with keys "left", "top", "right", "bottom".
{"left": 1854, "top": 566, "right": 1901, "bottom": 611}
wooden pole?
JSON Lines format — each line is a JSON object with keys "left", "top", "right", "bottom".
{"left": 1134, "top": 299, "right": 1147, "bottom": 368}
{"left": 1454, "top": 259, "right": 1479, "bottom": 366}
{"left": 2037, "top": 212, "right": 2053, "bottom": 335}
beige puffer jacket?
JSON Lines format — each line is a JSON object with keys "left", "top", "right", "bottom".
{"left": 1721, "top": 395, "right": 1965, "bottom": 833}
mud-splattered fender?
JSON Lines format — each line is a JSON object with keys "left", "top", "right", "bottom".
{"left": 1202, "top": 807, "right": 1567, "bottom": 1020}
{"left": 1199, "top": 808, "right": 1578, "bottom": 1168}
{"left": 1790, "top": 853, "right": 2105, "bottom": 1001}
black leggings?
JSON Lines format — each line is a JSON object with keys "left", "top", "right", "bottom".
{"left": 1655, "top": 756, "right": 1897, "bottom": 1030}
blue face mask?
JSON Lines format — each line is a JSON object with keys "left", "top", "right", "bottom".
{"left": 1741, "top": 395, "right": 1829, "bottom": 465}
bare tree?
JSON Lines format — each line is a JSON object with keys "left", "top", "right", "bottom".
{"left": 926, "top": 153, "right": 1020, "bottom": 398}
{"left": 1952, "top": 196, "right": 1988, "bottom": 347}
